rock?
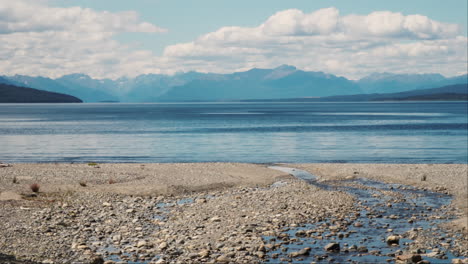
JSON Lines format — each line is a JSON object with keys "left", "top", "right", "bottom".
{"left": 196, "top": 198, "right": 207, "bottom": 203}
{"left": 198, "top": 249, "right": 210, "bottom": 258}
{"left": 354, "top": 222, "right": 363, "bottom": 227}
{"left": 295, "top": 230, "right": 307, "bottom": 237}
{"left": 136, "top": 240, "right": 147, "bottom": 248}
{"left": 418, "top": 260, "right": 430, "bottom": 264}
{"left": 396, "top": 254, "right": 422, "bottom": 263}
{"left": 210, "top": 216, "right": 221, "bottom": 222}
{"left": 216, "top": 255, "right": 230, "bottom": 263}
{"left": 324, "top": 242, "right": 340, "bottom": 252}
{"left": 102, "top": 202, "right": 112, "bottom": 207}
{"left": 289, "top": 247, "right": 311, "bottom": 257}
{"left": 159, "top": 242, "right": 168, "bottom": 250}
{"left": 386, "top": 235, "right": 400, "bottom": 245}
{"left": 258, "top": 244, "right": 266, "bottom": 252}
{"left": 357, "top": 246, "right": 368, "bottom": 253}
{"left": 90, "top": 256, "right": 105, "bottom": 264}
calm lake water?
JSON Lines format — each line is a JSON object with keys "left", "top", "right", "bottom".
{"left": 0, "top": 102, "right": 467, "bottom": 163}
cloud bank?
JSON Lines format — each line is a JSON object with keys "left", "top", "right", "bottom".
{"left": 163, "top": 8, "right": 466, "bottom": 78}
{"left": 0, "top": 1, "right": 466, "bottom": 79}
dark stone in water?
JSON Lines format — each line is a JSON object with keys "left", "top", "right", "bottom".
{"left": 357, "top": 246, "right": 368, "bottom": 253}
{"left": 324, "top": 242, "right": 340, "bottom": 252}
{"left": 289, "top": 247, "right": 311, "bottom": 258}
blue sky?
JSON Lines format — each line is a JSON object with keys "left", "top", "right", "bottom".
{"left": 1, "top": 0, "right": 467, "bottom": 79}
{"left": 52, "top": 0, "right": 468, "bottom": 55}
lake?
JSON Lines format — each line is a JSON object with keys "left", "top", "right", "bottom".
{"left": 0, "top": 102, "right": 466, "bottom": 163}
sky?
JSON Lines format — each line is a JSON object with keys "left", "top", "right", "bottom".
{"left": 1, "top": 0, "right": 467, "bottom": 79}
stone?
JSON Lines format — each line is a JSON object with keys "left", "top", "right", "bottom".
{"left": 210, "top": 216, "right": 221, "bottom": 222}
{"left": 386, "top": 235, "right": 400, "bottom": 245}
{"left": 324, "top": 243, "right": 340, "bottom": 252}
{"left": 198, "top": 249, "right": 210, "bottom": 258}
{"left": 357, "top": 246, "right": 368, "bottom": 253}
{"left": 396, "top": 254, "right": 422, "bottom": 264}
{"left": 256, "top": 251, "right": 265, "bottom": 258}
{"left": 289, "top": 247, "right": 311, "bottom": 257}
{"left": 354, "top": 222, "right": 363, "bottom": 227}
{"left": 216, "top": 255, "right": 230, "bottom": 263}
{"left": 90, "top": 256, "right": 105, "bottom": 264}
{"left": 136, "top": 240, "right": 147, "bottom": 248}
{"left": 196, "top": 198, "right": 207, "bottom": 203}
{"left": 418, "top": 261, "right": 430, "bottom": 264}
{"left": 295, "top": 230, "right": 307, "bottom": 237}
{"left": 159, "top": 242, "right": 168, "bottom": 250}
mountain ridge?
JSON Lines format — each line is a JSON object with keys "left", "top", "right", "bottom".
{"left": 1, "top": 66, "right": 466, "bottom": 102}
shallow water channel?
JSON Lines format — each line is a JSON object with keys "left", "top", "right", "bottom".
{"left": 98, "top": 166, "right": 459, "bottom": 264}
{"left": 267, "top": 166, "right": 457, "bottom": 263}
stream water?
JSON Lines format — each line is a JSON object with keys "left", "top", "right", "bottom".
{"left": 267, "top": 166, "right": 457, "bottom": 263}
{"left": 95, "top": 166, "right": 459, "bottom": 264}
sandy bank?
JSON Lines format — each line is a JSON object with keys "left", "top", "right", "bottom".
{"left": 0, "top": 163, "right": 287, "bottom": 196}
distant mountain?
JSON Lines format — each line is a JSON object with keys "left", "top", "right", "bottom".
{"left": 0, "top": 83, "right": 82, "bottom": 103}
{"left": 357, "top": 73, "right": 468, "bottom": 93}
{"left": 3, "top": 75, "right": 116, "bottom": 102}
{"left": 157, "top": 65, "right": 362, "bottom": 101}
{"left": 1, "top": 67, "right": 466, "bottom": 102}
{"left": 0, "top": 76, "right": 12, "bottom": 85}
{"left": 265, "top": 83, "right": 467, "bottom": 102}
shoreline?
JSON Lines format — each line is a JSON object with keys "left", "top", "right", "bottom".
{"left": 1, "top": 162, "right": 467, "bottom": 263}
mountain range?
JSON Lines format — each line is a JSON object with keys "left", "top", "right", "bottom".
{"left": 1, "top": 65, "right": 467, "bottom": 102}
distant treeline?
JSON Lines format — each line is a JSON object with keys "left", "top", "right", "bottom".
{"left": 0, "top": 83, "right": 82, "bottom": 103}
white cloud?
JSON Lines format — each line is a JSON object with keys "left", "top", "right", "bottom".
{"left": 0, "top": 2, "right": 465, "bottom": 79}
{"left": 0, "top": 0, "right": 165, "bottom": 78}
{"left": 161, "top": 8, "right": 466, "bottom": 79}
{"left": 0, "top": 0, "right": 166, "bottom": 34}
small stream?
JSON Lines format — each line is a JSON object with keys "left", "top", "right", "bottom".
{"left": 267, "top": 166, "right": 457, "bottom": 263}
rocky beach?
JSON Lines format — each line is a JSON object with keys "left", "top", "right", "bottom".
{"left": 0, "top": 163, "right": 467, "bottom": 264}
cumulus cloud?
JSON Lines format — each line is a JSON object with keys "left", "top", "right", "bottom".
{"left": 162, "top": 8, "right": 466, "bottom": 78}
{"left": 0, "top": 2, "right": 465, "bottom": 79}
{"left": 0, "top": 0, "right": 166, "bottom": 34}
{"left": 0, "top": 0, "right": 165, "bottom": 78}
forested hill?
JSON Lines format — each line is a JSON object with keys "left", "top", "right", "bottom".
{"left": 0, "top": 83, "right": 82, "bottom": 103}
